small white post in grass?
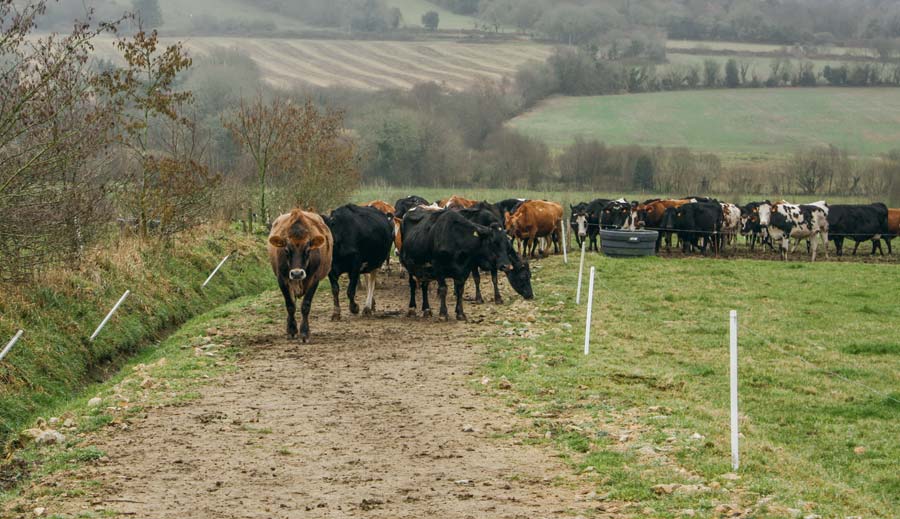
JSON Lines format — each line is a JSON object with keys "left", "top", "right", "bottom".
{"left": 729, "top": 309, "right": 740, "bottom": 471}
{"left": 561, "top": 219, "right": 568, "bottom": 264}
{"left": 583, "top": 266, "right": 595, "bottom": 355}
{"left": 202, "top": 253, "right": 232, "bottom": 288}
{"left": 576, "top": 240, "right": 586, "bottom": 304}
{"left": 0, "top": 330, "right": 24, "bottom": 363}
{"left": 90, "top": 290, "right": 130, "bottom": 342}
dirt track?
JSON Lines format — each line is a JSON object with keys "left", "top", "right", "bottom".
{"left": 11, "top": 272, "right": 597, "bottom": 518}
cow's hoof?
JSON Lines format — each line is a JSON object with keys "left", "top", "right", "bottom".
{"left": 438, "top": 314, "right": 449, "bottom": 322}
{"left": 456, "top": 313, "right": 467, "bottom": 322}
{"left": 422, "top": 309, "right": 432, "bottom": 318}
{"left": 494, "top": 297, "right": 504, "bottom": 305}
{"left": 362, "top": 307, "right": 373, "bottom": 316}
{"left": 331, "top": 313, "right": 341, "bottom": 322}
{"left": 349, "top": 302, "right": 360, "bottom": 315}
{"left": 474, "top": 297, "right": 484, "bottom": 305}
{"left": 407, "top": 308, "right": 417, "bottom": 318}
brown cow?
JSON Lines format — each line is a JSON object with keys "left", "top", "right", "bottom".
{"left": 443, "top": 195, "right": 478, "bottom": 210}
{"left": 505, "top": 200, "right": 563, "bottom": 258}
{"left": 364, "top": 200, "right": 396, "bottom": 216}
{"left": 886, "top": 208, "right": 900, "bottom": 254}
{"left": 268, "top": 209, "right": 333, "bottom": 342}
{"left": 636, "top": 198, "right": 693, "bottom": 252}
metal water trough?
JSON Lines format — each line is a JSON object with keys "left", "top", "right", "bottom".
{"left": 599, "top": 229, "right": 659, "bottom": 258}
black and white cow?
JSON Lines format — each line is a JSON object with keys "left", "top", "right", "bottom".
{"left": 400, "top": 208, "right": 514, "bottom": 321}
{"left": 740, "top": 201, "right": 774, "bottom": 251}
{"left": 324, "top": 204, "right": 394, "bottom": 320}
{"left": 583, "top": 198, "right": 612, "bottom": 252}
{"left": 600, "top": 199, "right": 632, "bottom": 230}
{"left": 764, "top": 201, "right": 829, "bottom": 261}
{"left": 827, "top": 203, "right": 890, "bottom": 256}
{"left": 458, "top": 202, "right": 534, "bottom": 304}
{"left": 570, "top": 202, "right": 589, "bottom": 248}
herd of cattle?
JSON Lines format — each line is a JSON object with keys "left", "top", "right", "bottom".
{"left": 266, "top": 194, "right": 899, "bottom": 341}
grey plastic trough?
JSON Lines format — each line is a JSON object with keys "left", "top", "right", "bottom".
{"left": 599, "top": 229, "right": 659, "bottom": 258}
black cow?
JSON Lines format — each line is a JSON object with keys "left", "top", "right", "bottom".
{"left": 584, "top": 198, "right": 612, "bottom": 252}
{"left": 570, "top": 202, "right": 589, "bottom": 248}
{"left": 394, "top": 195, "right": 430, "bottom": 219}
{"left": 324, "top": 205, "right": 394, "bottom": 320}
{"left": 400, "top": 208, "right": 514, "bottom": 321}
{"left": 827, "top": 203, "right": 889, "bottom": 256}
{"left": 495, "top": 198, "right": 527, "bottom": 218}
{"left": 458, "top": 203, "right": 534, "bottom": 304}
{"left": 600, "top": 199, "right": 631, "bottom": 230}
{"left": 661, "top": 202, "right": 723, "bottom": 254}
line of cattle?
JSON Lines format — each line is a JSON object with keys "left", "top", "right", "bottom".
{"left": 266, "top": 194, "right": 899, "bottom": 342}
{"left": 569, "top": 197, "right": 900, "bottom": 261}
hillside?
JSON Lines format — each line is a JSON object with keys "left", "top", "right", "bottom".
{"left": 91, "top": 37, "right": 554, "bottom": 90}
{"left": 507, "top": 88, "right": 900, "bottom": 157}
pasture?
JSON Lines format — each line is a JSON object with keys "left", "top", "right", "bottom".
{"left": 89, "top": 37, "right": 553, "bottom": 91}
{"left": 507, "top": 88, "right": 900, "bottom": 157}
{"left": 485, "top": 254, "right": 899, "bottom": 517}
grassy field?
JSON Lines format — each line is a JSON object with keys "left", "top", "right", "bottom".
{"left": 667, "top": 39, "right": 876, "bottom": 58}
{"left": 480, "top": 254, "right": 899, "bottom": 517}
{"left": 90, "top": 37, "right": 553, "bottom": 91}
{"left": 508, "top": 88, "right": 900, "bottom": 156}
{"left": 664, "top": 53, "right": 844, "bottom": 80}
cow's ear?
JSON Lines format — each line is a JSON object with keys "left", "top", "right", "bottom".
{"left": 309, "top": 235, "right": 326, "bottom": 250}
{"left": 269, "top": 235, "right": 287, "bottom": 248}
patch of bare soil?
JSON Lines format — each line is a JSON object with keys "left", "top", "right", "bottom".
{"left": 9, "top": 272, "right": 599, "bottom": 518}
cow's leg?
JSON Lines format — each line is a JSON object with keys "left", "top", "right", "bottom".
{"left": 810, "top": 235, "right": 818, "bottom": 262}
{"left": 347, "top": 270, "right": 360, "bottom": 314}
{"left": 553, "top": 230, "right": 560, "bottom": 254}
{"left": 491, "top": 269, "right": 503, "bottom": 304}
{"left": 362, "top": 271, "right": 376, "bottom": 316}
{"left": 278, "top": 279, "right": 298, "bottom": 339}
{"left": 421, "top": 281, "right": 432, "bottom": 318}
{"left": 329, "top": 272, "right": 341, "bottom": 321}
{"left": 852, "top": 240, "right": 861, "bottom": 256}
{"left": 821, "top": 231, "right": 829, "bottom": 259}
{"left": 781, "top": 237, "right": 789, "bottom": 261}
{"left": 437, "top": 278, "right": 449, "bottom": 321}
{"left": 407, "top": 274, "right": 418, "bottom": 317}
{"left": 874, "top": 239, "right": 884, "bottom": 256}
{"left": 472, "top": 268, "right": 484, "bottom": 304}
{"left": 454, "top": 277, "right": 467, "bottom": 321}
{"left": 298, "top": 280, "right": 320, "bottom": 343}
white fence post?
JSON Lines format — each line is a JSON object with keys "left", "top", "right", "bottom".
{"left": 561, "top": 218, "right": 568, "bottom": 264}
{"left": 202, "top": 253, "right": 232, "bottom": 288}
{"left": 90, "top": 290, "right": 130, "bottom": 342}
{"left": 584, "top": 266, "right": 595, "bottom": 355}
{"left": 729, "top": 309, "right": 740, "bottom": 471}
{"left": 576, "top": 240, "right": 586, "bottom": 304}
{"left": 0, "top": 330, "right": 24, "bottom": 363}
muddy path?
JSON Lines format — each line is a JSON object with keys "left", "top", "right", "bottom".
{"left": 9, "top": 270, "right": 598, "bottom": 518}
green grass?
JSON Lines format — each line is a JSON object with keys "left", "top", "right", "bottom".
{"left": 0, "top": 226, "right": 271, "bottom": 447}
{"left": 508, "top": 88, "right": 900, "bottom": 157}
{"left": 389, "top": 0, "right": 478, "bottom": 30}
{"left": 479, "top": 255, "right": 900, "bottom": 517}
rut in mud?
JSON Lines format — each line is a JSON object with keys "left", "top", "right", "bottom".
{"left": 10, "top": 270, "right": 600, "bottom": 518}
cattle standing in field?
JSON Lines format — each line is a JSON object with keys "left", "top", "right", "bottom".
{"left": 600, "top": 199, "right": 632, "bottom": 230}
{"left": 661, "top": 202, "right": 723, "bottom": 254}
{"left": 827, "top": 203, "right": 890, "bottom": 256}
{"left": 505, "top": 200, "right": 563, "bottom": 258}
{"left": 324, "top": 205, "right": 394, "bottom": 320}
{"left": 401, "top": 208, "right": 514, "bottom": 321}
{"left": 394, "top": 195, "right": 430, "bottom": 219}
{"left": 582, "top": 198, "right": 612, "bottom": 252}
{"left": 570, "top": 202, "right": 589, "bottom": 248}
{"left": 765, "top": 202, "right": 829, "bottom": 261}
{"left": 458, "top": 203, "right": 534, "bottom": 304}
{"left": 886, "top": 208, "right": 900, "bottom": 254}
{"left": 268, "top": 210, "right": 333, "bottom": 342}
{"left": 636, "top": 199, "right": 692, "bottom": 252}
{"left": 720, "top": 203, "right": 742, "bottom": 251}
{"left": 740, "top": 201, "right": 774, "bottom": 252}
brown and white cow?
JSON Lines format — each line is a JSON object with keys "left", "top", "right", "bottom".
{"left": 720, "top": 202, "right": 742, "bottom": 251}
{"left": 635, "top": 198, "right": 693, "bottom": 252}
{"left": 363, "top": 200, "right": 397, "bottom": 272}
{"left": 268, "top": 209, "right": 333, "bottom": 342}
{"left": 505, "top": 200, "right": 563, "bottom": 258}
{"left": 443, "top": 195, "right": 478, "bottom": 211}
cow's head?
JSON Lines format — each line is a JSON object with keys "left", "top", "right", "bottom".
{"left": 505, "top": 212, "right": 520, "bottom": 237}
{"left": 269, "top": 214, "right": 326, "bottom": 283}
{"left": 602, "top": 202, "right": 631, "bottom": 229}
{"left": 504, "top": 241, "right": 533, "bottom": 300}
